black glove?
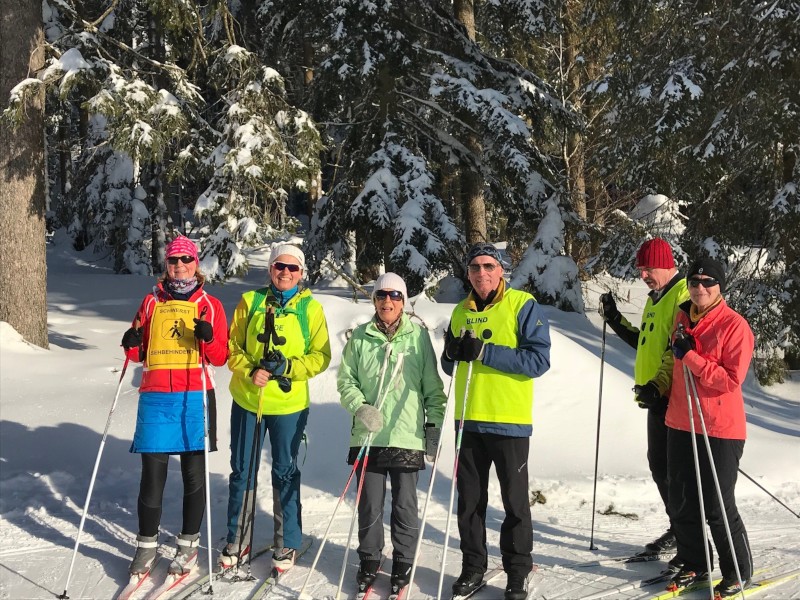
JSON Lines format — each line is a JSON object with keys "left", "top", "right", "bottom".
{"left": 261, "top": 349, "right": 289, "bottom": 376}
{"left": 121, "top": 327, "right": 143, "bottom": 350}
{"left": 599, "top": 293, "right": 620, "bottom": 322}
{"left": 672, "top": 332, "right": 696, "bottom": 359}
{"left": 457, "top": 332, "right": 484, "bottom": 362}
{"left": 445, "top": 334, "right": 463, "bottom": 361}
{"left": 193, "top": 318, "right": 214, "bottom": 342}
{"left": 634, "top": 382, "right": 663, "bottom": 410}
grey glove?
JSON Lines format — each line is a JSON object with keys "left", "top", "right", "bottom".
{"left": 425, "top": 424, "right": 441, "bottom": 462}
{"left": 355, "top": 404, "right": 383, "bottom": 433}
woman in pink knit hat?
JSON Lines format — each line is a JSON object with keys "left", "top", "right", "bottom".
{"left": 119, "top": 234, "right": 229, "bottom": 583}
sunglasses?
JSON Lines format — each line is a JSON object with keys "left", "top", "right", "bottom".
{"left": 688, "top": 277, "right": 720, "bottom": 288}
{"left": 468, "top": 262, "right": 499, "bottom": 273}
{"left": 272, "top": 261, "right": 301, "bottom": 273}
{"left": 167, "top": 255, "right": 195, "bottom": 265}
{"left": 375, "top": 290, "right": 404, "bottom": 301}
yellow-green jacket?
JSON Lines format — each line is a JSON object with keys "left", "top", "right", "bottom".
{"left": 607, "top": 274, "right": 689, "bottom": 398}
{"left": 442, "top": 281, "right": 551, "bottom": 437}
{"left": 228, "top": 286, "right": 331, "bottom": 415}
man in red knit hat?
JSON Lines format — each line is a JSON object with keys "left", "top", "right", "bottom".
{"left": 599, "top": 238, "right": 689, "bottom": 564}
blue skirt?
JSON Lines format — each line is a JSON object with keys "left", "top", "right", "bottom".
{"left": 131, "top": 391, "right": 206, "bottom": 453}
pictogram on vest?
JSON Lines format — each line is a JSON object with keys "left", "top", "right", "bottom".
{"left": 146, "top": 300, "right": 200, "bottom": 370}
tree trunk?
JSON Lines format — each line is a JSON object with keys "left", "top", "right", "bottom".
{"left": 303, "top": 34, "right": 319, "bottom": 221}
{"left": 454, "top": 0, "right": 487, "bottom": 244}
{"left": 560, "top": 2, "right": 590, "bottom": 266}
{"left": 781, "top": 146, "right": 800, "bottom": 369}
{"left": 0, "top": 0, "right": 48, "bottom": 348}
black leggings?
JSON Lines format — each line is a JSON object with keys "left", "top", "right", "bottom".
{"left": 138, "top": 451, "right": 206, "bottom": 537}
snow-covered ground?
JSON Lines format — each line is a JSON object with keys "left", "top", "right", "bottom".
{"left": 1, "top": 239, "right": 798, "bottom": 599}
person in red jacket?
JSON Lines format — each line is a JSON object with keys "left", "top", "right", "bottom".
{"left": 120, "top": 235, "right": 229, "bottom": 581}
{"left": 664, "top": 257, "right": 754, "bottom": 598}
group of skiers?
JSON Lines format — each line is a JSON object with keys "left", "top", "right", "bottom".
{"left": 120, "top": 234, "right": 754, "bottom": 600}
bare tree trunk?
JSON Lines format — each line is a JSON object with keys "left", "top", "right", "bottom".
{"left": 781, "top": 147, "right": 800, "bottom": 369}
{"left": 454, "top": 0, "right": 487, "bottom": 244}
{"left": 303, "top": 35, "right": 320, "bottom": 221}
{"left": 560, "top": 2, "right": 590, "bottom": 266}
{"left": 148, "top": 14, "right": 167, "bottom": 271}
{"left": 0, "top": 0, "right": 48, "bottom": 348}
{"left": 58, "top": 105, "right": 70, "bottom": 196}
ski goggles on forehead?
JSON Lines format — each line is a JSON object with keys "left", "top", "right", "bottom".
{"left": 688, "top": 277, "right": 720, "bottom": 288}
{"left": 272, "top": 261, "right": 301, "bottom": 272}
{"left": 375, "top": 290, "right": 403, "bottom": 301}
{"left": 167, "top": 255, "right": 195, "bottom": 265}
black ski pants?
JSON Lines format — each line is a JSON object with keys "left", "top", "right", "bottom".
{"left": 647, "top": 408, "right": 671, "bottom": 521}
{"left": 138, "top": 450, "right": 206, "bottom": 537}
{"left": 355, "top": 467, "right": 419, "bottom": 564}
{"left": 456, "top": 432, "right": 532, "bottom": 577}
{"left": 667, "top": 428, "right": 752, "bottom": 581}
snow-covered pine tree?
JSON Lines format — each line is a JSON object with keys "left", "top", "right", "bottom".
{"left": 7, "top": 0, "right": 324, "bottom": 278}
{"left": 11, "top": 0, "right": 204, "bottom": 274}
{"left": 302, "top": 0, "right": 575, "bottom": 300}
{"left": 191, "top": 44, "right": 322, "bottom": 280}
{"left": 601, "top": 0, "right": 800, "bottom": 381}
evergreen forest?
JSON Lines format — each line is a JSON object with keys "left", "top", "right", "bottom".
{"left": 3, "top": 0, "right": 799, "bottom": 382}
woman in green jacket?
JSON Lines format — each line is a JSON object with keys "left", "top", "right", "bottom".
{"left": 337, "top": 272, "right": 446, "bottom": 595}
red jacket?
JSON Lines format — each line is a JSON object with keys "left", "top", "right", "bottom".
{"left": 665, "top": 299, "right": 754, "bottom": 440}
{"left": 123, "top": 282, "right": 229, "bottom": 393}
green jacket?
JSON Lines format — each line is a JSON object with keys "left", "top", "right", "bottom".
{"left": 228, "top": 287, "right": 331, "bottom": 415}
{"left": 337, "top": 313, "right": 446, "bottom": 450}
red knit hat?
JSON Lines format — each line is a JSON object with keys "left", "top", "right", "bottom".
{"left": 165, "top": 235, "right": 199, "bottom": 263}
{"left": 636, "top": 238, "right": 675, "bottom": 269}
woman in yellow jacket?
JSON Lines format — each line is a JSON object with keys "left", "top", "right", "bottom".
{"left": 222, "top": 244, "right": 331, "bottom": 570}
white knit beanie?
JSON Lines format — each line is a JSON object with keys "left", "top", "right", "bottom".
{"left": 269, "top": 243, "right": 306, "bottom": 271}
{"left": 373, "top": 272, "right": 408, "bottom": 304}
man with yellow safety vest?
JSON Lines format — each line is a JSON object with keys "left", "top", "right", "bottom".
{"left": 599, "top": 237, "right": 689, "bottom": 562}
{"left": 441, "top": 242, "right": 551, "bottom": 600}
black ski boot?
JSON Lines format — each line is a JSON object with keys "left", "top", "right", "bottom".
{"left": 390, "top": 561, "right": 411, "bottom": 591}
{"left": 452, "top": 569, "right": 484, "bottom": 597}
{"left": 644, "top": 529, "right": 677, "bottom": 555}
{"left": 666, "top": 566, "right": 708, "bottom": 592}
{"left": 504, "top": 571, "right": 529, "bottom": 600}
{"left": 356, "top": 559, "right": 381, "bottom": 592}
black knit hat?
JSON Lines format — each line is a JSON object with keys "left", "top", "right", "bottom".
{"left": 686, "top": 257, "right": 726, "bottom": 292}
{"left": 465, "top": 242, "right": 505, "bottom": 267}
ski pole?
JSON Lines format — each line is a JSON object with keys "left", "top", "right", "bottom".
{"left": 436, "top": 359, "right": 474, "bottom": 600}
{"left": 589, "top": 320, "right": 607, "bottom": 550}
{"left": 737, "top": 468, "right": 800, "bottom": 519}
{"left": 58, "top": 326, "right": 138, "bottom": 600}
{"left": 299, "top": 344, "right": 395, "bottom": 600}
{"left": 336, "top": 352, "right": 406, "bottom": 600}
{"left": 687, "top": 369, "right": 746, "bottom": 597}
{"left": 679, "top": 339, "right": 714, "bottom": 598}
{"left": 407, "top": 362, "right": 458, "bottom": 596}
{"left": 237, "top": 307, "right": 277, "bottom": 576}
{"left": 197, "top": 307, "right": 215, "bottom": 594}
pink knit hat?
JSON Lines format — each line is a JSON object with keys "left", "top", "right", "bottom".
{"left": 165, "top": 235, "right": 199, "bottom": 263}
{"left": 636, "top": 238, "right": 675, "bottom": 269}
